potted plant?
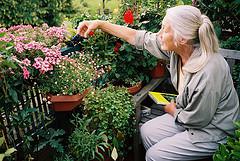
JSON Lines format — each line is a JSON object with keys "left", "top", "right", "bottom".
{"left": 83, "top": 85, "right": 135, "bottom": 160}
{"left": 0, "top": 24, "right": 105, "bottom": 111}
{"left": 0, "top": 24, "right": 67, "bottom": 98}
{"left": 150, "top": 59, "right": 167, "bottom": 78}
{"left": 78, "top": 10, "right": 159, "bottom": 92}
{"left": 68, "top": 115, "right": 110, "bottom": 161}
{"left": 38, "top": 53, "right": 99, "bottom": 111}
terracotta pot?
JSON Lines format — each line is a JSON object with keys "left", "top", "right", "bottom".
{"left": 127, "top": 82, "right": 142, "bottom": 95}
{"left": 150, "top": 61, "right": 165, "bottom": 78}
{"left": 47, "top": 88, "right": 90, "bottom": 111}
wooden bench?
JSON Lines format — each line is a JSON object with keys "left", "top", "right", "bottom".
{"left": 133, "top": 48, "right": 240, "bottom": 161}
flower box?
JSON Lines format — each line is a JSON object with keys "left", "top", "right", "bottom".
{"left": 47, "top": 88, "right": 91, "bottom": 111}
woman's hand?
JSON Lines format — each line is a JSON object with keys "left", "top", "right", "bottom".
{"left": 77, "top": 20, "right": 102, "bottom": 38}
{"left": 164, "top": 100, "right": 176, "bottom": 116}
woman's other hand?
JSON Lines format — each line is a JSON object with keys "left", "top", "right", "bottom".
{"left": 164, "top": 100, "right": 176, "bottom": 116}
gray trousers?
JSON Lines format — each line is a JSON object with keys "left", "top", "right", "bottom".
{"left": 140, "top": 114, "right": 220, "bottom": 161}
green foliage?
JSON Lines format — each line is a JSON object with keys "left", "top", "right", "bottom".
{"left": 54, "top": 154, "right": 74, "bottom": 161}
{"left": 0, "top": 0, "right": 75, "bottom": 27}
{"left": 221, "top": 36, "right": 240, "bottom": 51}
{"left": 35, "top": 128, "right": 65, "bottom": 154}
{"left": 72, "top": 0, "right": 120, "bottom": 16}
{"left": 197, "top": 0, "right": 240, "bottom": 48}
{"left": 0, "top": 137, "right": 16, "bottom": 161}
{"left": 11, "top": 108, "right": 37, "bottom": 129}
{"left": 0, "top": 38, "right": 24, "bottom": 113}
{"left": 69, "top": 116, "right": 109, "bottom": 161}
{"left": 213, "top": 120, "right": 240, "bottom": 161}
{"left": 84, "top": 85, "right": 135, "bottom": 158}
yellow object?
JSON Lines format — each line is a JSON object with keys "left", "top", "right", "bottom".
{"left": 148, "top": 92, "right": 177, "bottom": 105}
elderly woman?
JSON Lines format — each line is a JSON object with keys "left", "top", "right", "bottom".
{"left": 77, "top": 5, "right": 239, "bottom": 161}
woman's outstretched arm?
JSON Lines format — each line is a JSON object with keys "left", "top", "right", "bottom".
{"left": 77, "top": 20, "right": 137, "bottom": 45}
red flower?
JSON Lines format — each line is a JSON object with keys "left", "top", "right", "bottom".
{"left": 123, "top": 9, "right": 134, "bottom": 25}
{"left": 115, "top": 42, "right": 121, "bottom": 48}
{"left": 114, "top": 46, "right": 119, "bottom": 53}
{"left": 114, "top": 42, "right": 122, "bottom": 53}
{"left": 89, "top": 31, "right": 94, "bottom": 36}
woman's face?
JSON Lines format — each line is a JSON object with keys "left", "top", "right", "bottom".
{"left": 157, "top": 20, "right": 176, "bottom": 51}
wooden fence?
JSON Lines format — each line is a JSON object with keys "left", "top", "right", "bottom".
{"left": 0, "top": 87, "right": 53, "bottom": 147}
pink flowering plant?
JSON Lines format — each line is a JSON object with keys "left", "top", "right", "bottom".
{"left": 0, "top": 24, "right": 104, "bottom": 96}
{"left": 39, "top": 52, "right": 104, "bottom": 95}
{"left": 0, "top": 24, "right": 65, "bottom": 80}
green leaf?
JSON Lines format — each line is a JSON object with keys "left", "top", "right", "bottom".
{"left": 232, "top": 150, "right": 240, "bottom": 158}
{"left": 102, "top": 134, "right": 108, "bottom": 143}
{"left": 235, "top": 129, "right": 240, "bottom": 138}
{"left": 0, "top": 154, "right": 5, "bottom": 161}
{"left": 0, "top": 32, "right": 5, "bottom": 38}
{"left": 9, "top": 88, "right": 18, "bottom": 103}
{"left": 4, "top": 148, "right": 17, "bottom": 156}
{"left": 0, "top": 137, "right": 4, "bottom": 146}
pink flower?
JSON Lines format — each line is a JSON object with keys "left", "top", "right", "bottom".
{"left": 123, "top": 9, "right": 134, "bottom": 24}
{"left": 0, "top": 37, "right": 12, "bottom": 42}
{"left": 0, "top": 28, "right": 7, "bottom": 33}
{"left": 33, "top": 57, "right": 44, "bottom": 69}
{"left": 22, "top": 58, "right": 31, "bottom": 66}
{"left": 23, "top": 66, "right": 30, "bottom": 79}
{"left": 32, "top": 61, "right": 41, "bottom": 69}
{"left": 15, "top": 42, "right": 25, "bottom": 53}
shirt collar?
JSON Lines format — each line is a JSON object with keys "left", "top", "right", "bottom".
{"left": 182, "top": 46, "right": 210, "bottom": 73}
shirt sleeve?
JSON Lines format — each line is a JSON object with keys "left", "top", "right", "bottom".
{"left": 174, "top": 73, "right": 219, "bottom": 129}
{"left": 134, "top": 30, "right": 170, "bottom": 60}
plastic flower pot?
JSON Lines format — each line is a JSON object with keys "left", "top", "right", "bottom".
{"left": 47, "top": 88, "right": 91, "bottom": 111}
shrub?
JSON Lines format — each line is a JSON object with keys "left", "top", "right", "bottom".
{"left": 84, "top": 85, "right": 135, "bottom": 159}
{"left": 69, "top": 116, "right": 109, "bottom": 161}
{"left": 197, "top": 0, "right": 240, "bottom": 40}
{"left": 0, "top": 0, "right": 75, "bottom": 27}
{"left": 213, "top": 120, "right": 240, "bottom": 161}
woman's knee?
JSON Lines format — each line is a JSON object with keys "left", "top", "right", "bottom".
{"left": 140, "top": 122, "right": 151, "bottom": 140}
{"left": 145, "top": 146, "right": 166, "bottom": 161}
{"left": 140, "top": 122, "right": 153, "bottom": 149}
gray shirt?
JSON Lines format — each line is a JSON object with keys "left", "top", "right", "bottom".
{"left": 135, "top": 30, "right": 240, "bottom": 143}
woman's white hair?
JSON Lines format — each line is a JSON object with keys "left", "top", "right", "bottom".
{"left": 165, "top": 5, "right": 219, "bottom": 56}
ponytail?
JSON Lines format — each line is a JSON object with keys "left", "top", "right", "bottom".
{"left": 199, "top": 15, "right": 219, "bottom": 55}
